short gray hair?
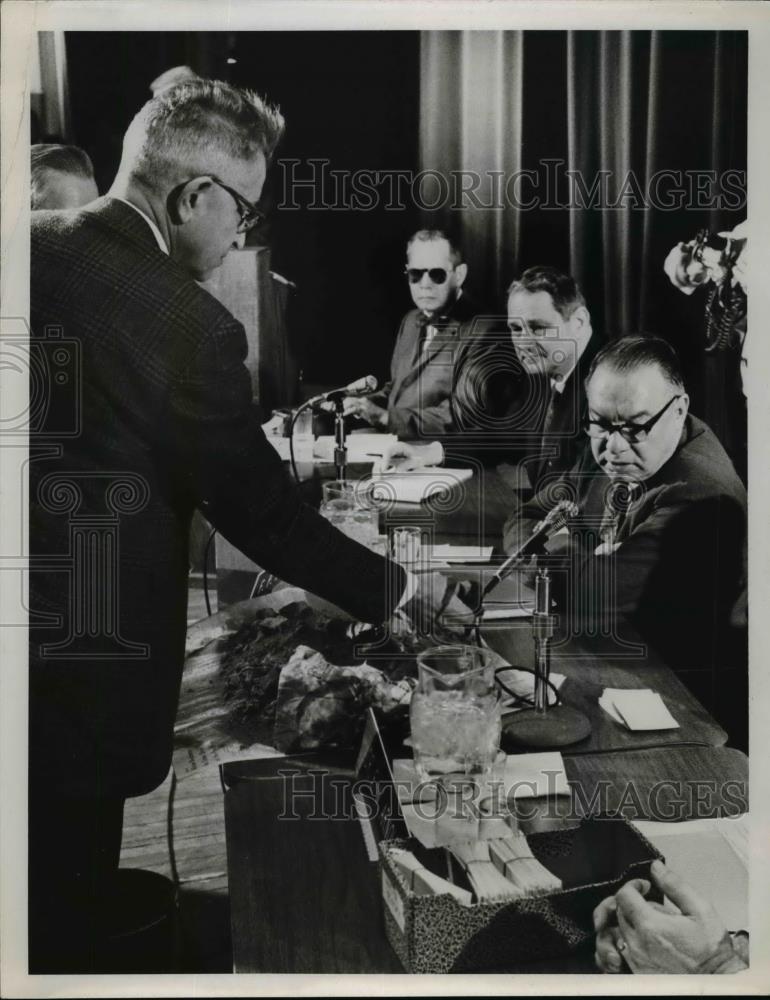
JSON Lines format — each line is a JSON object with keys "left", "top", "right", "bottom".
{"left": 406, "top": 229, "right": 463, "bottom": 267}
{"left": 31, "top": 144, "right": 94, "bottom": 209}
{"left": 124, "top": 78, "right": 285, "bottom": 188}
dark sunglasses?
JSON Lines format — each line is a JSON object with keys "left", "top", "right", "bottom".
{"left": 405, "top": 267, "right": 450, "bottom": 285}
{"left": 584, "top": 395, "right": 682, "bottom": 444}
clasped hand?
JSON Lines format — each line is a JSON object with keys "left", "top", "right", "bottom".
{"left": 341, "top": 395, "right": 388, "bottom": 428}
{"left": 594, "top": 859, "right": 745, "bottom": 975}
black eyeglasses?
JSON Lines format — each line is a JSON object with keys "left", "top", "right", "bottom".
{"left": 584, "top": 395, "right": 682, "bottom": 444}
{"left": 207, "top": 175, "right": 264, "bottom": 232}
{"left": 405, "top": 267, "right": 451, "bottom": 285}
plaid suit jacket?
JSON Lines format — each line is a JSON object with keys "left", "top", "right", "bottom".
{"left": 29, "top": 197, "right": 405, "bottom": 798}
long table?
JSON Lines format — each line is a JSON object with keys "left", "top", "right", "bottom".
{"left": 210, "top": 455, "right": 743, "bottom": 971}
{"left": 221, "top": 745, "right": 748, "bottom": 974}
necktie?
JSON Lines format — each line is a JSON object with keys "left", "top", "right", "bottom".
{"left": 416, "top": 314, "right": 436, "bottom": 360}
{"left": 535, "top": 383, "right": 559, "bottom": 481}
{"left": 600, "top": 481, "right": 639, "bottom": 547}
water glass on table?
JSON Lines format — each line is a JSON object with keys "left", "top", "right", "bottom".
{"left": 320, "top": 479, "right": 379, "bottom": 550}
{"left": 410, "top": 645, "right": 501, "bottom": 784}
{"left": 391, "top": 525, "right": 423, "bottom": 568}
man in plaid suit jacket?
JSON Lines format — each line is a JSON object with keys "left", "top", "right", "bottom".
{"left": 28, "top": 79, "right": 438, "bottom": 971}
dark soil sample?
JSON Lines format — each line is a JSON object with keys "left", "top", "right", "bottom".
{"left": 219, "top": 602, "right": 423, "bottom": 734}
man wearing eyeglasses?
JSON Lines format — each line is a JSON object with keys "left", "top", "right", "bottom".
{"left": 504, "top": 335, "right": 747, "bottom": 745}
{"left": 343, "top": 229, "right": 477, "bottom": 438}
{"left": 29, "top": 80, "right": 461, "bottom": 972}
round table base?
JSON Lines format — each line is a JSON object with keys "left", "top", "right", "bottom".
{"left": 502, "top": 705, "right": 592, "bottom": 749}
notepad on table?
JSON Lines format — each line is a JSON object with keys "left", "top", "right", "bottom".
{"left": 427, "top": 544, "right": 493, "bottom": 564}
{"left": 599, "top": 688, "right": 679, "bottom": 731}
{"left": 367, "top": 468, "right": 474, "bottom": 503}
{"left": 314, "top": 433, "right": 397, "bottom": 463}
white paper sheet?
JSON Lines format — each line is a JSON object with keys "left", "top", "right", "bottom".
{"left": 366, "top": 468, "right": 474, "bottom": 503}
{"left": 599, "top": 687, "right": 680, "bottom": 730}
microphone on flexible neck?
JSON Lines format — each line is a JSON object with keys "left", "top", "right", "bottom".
{"left": 308, "top": 375, "right": 378, "bottom": 405}
{"left": 482, "top": 500, "right": 579, "bottom": 599}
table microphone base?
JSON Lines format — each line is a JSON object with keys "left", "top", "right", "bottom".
{"left": 502, "top": 705, "right": 592, "bottom": 749}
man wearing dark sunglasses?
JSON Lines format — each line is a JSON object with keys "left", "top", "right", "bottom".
{"left": 343, "top": 228, "right": 477, "bottom": 438}
{"left": 504, "top": 335, "right": 747, "bottom": 748}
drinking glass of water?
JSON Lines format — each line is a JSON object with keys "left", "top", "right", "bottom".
{"left": 410, "top": 645, "right": 501, "bottom": 783}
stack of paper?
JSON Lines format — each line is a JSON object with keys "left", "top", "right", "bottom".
{"left": 599, "top": 688, "right": 679, "bottom": 730}
{"left": 392, "top": 753, "right": 570, "bottom": 849}
{"left": 367, "top": 468, "right": 474, "bottom": 504}
{"left": 427, "top": 544, "right": 493, "bottom": 564}
{"left": 266, "top": 436, "right": 291, "bottom": 460}
{"left": 313, "top": 433, "right": 397, "bottom": 463}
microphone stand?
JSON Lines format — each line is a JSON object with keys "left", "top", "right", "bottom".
{"left": 532, "top": 569, "right": 554, "bottom": 714}
{"left": 501, "top": 566, "right": 592, "bottom": 750}
{"left": 333, "top": 397, "right": 348, "bottom": 481}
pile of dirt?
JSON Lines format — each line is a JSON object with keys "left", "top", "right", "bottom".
{"left": 219, "top": 602, "right": 428, "bottom": 743}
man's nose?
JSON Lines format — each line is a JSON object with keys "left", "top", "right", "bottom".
{"left": 605, "top": 430, "right": 627, "bottom": 455}
{"left": 233, "top": 231, "right": 247, "bottom": 250}
{"left": 418, "top": 271, "right": 432, "bottom": 288}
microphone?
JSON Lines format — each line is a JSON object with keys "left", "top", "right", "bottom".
{"left": 308, "top": 375, "right": 378, "bottom": 406}
{"left": 482, "top": 500, "right": 579, "bottom": 599}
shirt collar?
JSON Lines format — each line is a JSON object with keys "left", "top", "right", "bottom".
{"left": 113, "top": 197, "right": 169, "bottom": 255}
{"left": 550, "top": 350, "right": 581, "bottom": 393}
{"left": 420, "top": 289, "right": 463, "bottom": 324}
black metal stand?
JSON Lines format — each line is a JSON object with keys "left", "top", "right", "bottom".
{"left": 333, "top": 398, "right": 347, "bottom": 481}
{"left": 501, "top": 569, "right": 591, "bottom": 750}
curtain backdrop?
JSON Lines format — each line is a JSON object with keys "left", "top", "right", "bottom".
{"left": 419, "top": 29, "right": 747, "bottom": 470}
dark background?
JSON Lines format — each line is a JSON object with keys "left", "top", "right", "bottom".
{"left": 65, "top": 31, "right": 421, "bottom": 388}
{"left": 62, "top": 30, "right": 746, "bottom": 474}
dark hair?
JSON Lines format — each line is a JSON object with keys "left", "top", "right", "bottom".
{"left": 507, "top": 266, "right": 585, "bottom": 319}
{"left": 586, "top": 335, "right": 685, "bottom": 390}
{"left": 407, "top": 229, "right": 463, "bottom": 267}
{"left": 125, "top": 78, "right": 285, "bottom": 188}
{"left": 31, "top": 144, "right": 95, "bottom": 209}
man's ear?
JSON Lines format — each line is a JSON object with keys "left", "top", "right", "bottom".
{"left": 569, "top": 306, "right": 593, "bottom": 347}
{"left": 454, "top": 262, "right": 468, "bottom": 288}
{"left": 172, "top": 177, "right": 211, "bottom": 224}
{"left": 676, "top": 393, "right": 690, "bottom": 419}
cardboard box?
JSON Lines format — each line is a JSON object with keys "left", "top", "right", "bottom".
{"left": 379, "top": 817, "right": 662, "bottom": 973}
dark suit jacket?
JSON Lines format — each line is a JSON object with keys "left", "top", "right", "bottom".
{"left": 447, "top": 323, "right": 592, "bottom": 484}
{"left": 29, "top": 198, "right": 406, "bottom": 799}
{"left": 505, "top": 415, "right": 747, "bottom": 737}
{"left": 385, "top": 293, "right": 477, "bottom": 439}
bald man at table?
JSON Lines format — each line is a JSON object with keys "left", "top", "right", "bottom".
{"left": 504, "top": 335, "right": 747, "bottom": 746}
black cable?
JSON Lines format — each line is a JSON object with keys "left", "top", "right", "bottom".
{"left": 288, "top": 399, "right": 314, "bottom": 484}
{"left": 494, "top": 664, "right": 563, "bottom": 711}
{"left": 467, "top": 611, "right": 484, "bottom": 649}
{"left": 467, "top": 611, "right": 560, "bottom": 707}
{"left": 203, "top": 527, "right": 217, "bottom": 617}
{"left": 166, "top": 769, "right": 181, "bottom": 887}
